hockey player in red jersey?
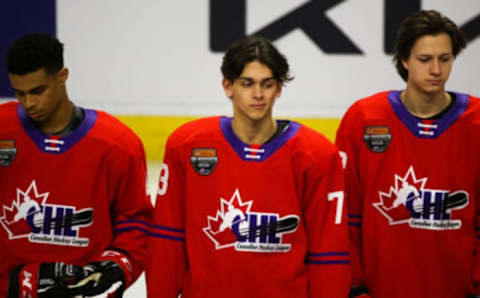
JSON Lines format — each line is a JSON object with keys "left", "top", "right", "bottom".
{"left": 0, "top": 33, "right": 153, "bottom": 297}
{"left": 336, "top": 10, "right": 480, "bottom": 298}
{"left": 146, "top": 36, "right": 351, "bottom": 297}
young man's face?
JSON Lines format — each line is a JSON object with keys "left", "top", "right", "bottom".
{"left": 401, "top": 33, "right": 453, "bottom": 95}
{"left": 9, "top": 67, "right": 68, "bottom": 128}
{"left": 223, "top": 60, "right": 281, "bottom": 124}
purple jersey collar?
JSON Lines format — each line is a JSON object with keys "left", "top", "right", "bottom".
{"left": 18, "top": 104, "right": 97, "bottom": 154}
{"left": 388, "top": 90, "right": 469, "bottom": 138}
{"left": 220, "top": 116, "right": 301, "bottom": 162}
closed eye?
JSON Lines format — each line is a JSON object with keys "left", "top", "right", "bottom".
{"left": 29, "top": 86, "right": 47, "bottom": 95}
{"left": 261, "top": 79, "right": 277, "bottom": 89}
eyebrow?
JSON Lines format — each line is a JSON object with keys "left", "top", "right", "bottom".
{"left": 12, "top": 85, "right": 46, "bottom": 94}
{"left": 416, "top": 52, "right": 452, "bottom": 57}
{"left": 237, "top": 77, "right": 276, "bottom": 82}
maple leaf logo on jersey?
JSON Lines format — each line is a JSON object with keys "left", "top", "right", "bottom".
{"left": 203, "top": 189, "right": 252, "bottom": 249}
{"left": 0, "top": 180, "right": 49, "bottom": 239}
{"left": 0, "top": 180, "right": 94, "bottom": 246}
{"left": 373, "top": 166, "right": 468, "bottom": 230}
{"left": 373, "top": 166, "right": 426, "bottom": 224}
{"left": 203, "top": 189, "right": 299, "bottom": 252}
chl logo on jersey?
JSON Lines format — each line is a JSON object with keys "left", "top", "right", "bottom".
{"left": 0, "top": 180, "right": 93, "bottom": 246}
{"left": 373, "top": 166, "right": 468, "bottom": 230}
{"left": 203, "top": 189, "right": 299, "bottom": 252}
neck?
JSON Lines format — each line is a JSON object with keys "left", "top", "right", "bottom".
{"left": 40, "top": 97, "right": 74, "bottom": 134}
{"left": 401, "top": 86, "right": 451, "bottom": 119}
{"left": 231, "top": 116, "right": 277, "bottom": 145}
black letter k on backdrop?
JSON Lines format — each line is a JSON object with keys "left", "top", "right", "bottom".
{"left": 209, "top": 0, "right": 362, "bottom": 54}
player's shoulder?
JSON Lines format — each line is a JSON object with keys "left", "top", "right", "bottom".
{"left": 88, "top": 109, "right": 144, "bottom": 155}
{"left": 344, "top": 90, "right": 391, "bottom": 117}
{"left": 338, "top": 90, "right": 393, "bottom": 135}
{"left": 463, "top": 93, "right": 480, "bottom": 113}
{"left": 291, "top": 123, "right": 339, "bottom": 161}
{"left": 166, "top": 116, "right": 221, "bottom": 148}
{"left": 459, "top": 93, "right": 480, "bottom": 126}
{"left": 0, "top": 101, "right": 21, "bottom": 132}
{"left": 0, "top": 101, "right": 18, "bottom": 119}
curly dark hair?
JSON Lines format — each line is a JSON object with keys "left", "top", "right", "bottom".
{"left": 6, "top": 33, "right": 64, "bottom": 75}
{"left": 221, "top": 36, "right": 293, "bottom": 85}
{"left": 393, "top": 10, "right": 467, "bottom": 82}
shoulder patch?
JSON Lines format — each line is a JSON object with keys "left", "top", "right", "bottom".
{"left": 363, "top": 126, "right": 391, "bottom": 153}
{"left": 190, "top": 148, "right": 218, "bottom": 176}
{"left": 0, "top": 140, "right": 17, "bottom": 166}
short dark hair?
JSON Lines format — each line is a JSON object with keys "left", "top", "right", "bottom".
{"left": 6, "top": 33, "right": 64, "bottom": 76}
{"left": 221, "top": 36, "right": 293, "bottom": 85}
{"left": 393, "top": 10, "right": 467, "bottom": 81}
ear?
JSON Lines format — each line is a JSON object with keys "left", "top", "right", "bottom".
{"left": 57, "top": 67, "right": 69, "bottom": 85}
{"left": 401, "top": 58, "right": 409, "bottom": 71}
{"left": 222, "top": 78, "right": 234, "bottom": 99}
{"left": 275, "top": 82, "right": 282, "bottom": 99}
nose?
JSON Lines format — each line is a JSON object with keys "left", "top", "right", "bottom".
{"left": 21, "top": 94, "right": 36, "bottom": 110}
{"left": 252, "top": 84, "right": 263, "bottom": 99}
{"left": 430, "top": 59, "right": 441, "bottom": 76}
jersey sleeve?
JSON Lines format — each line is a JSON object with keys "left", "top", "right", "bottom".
{"left": 469, "top": 98, "right": 480, "bottom": 296}
{"left": 335, "top": 106, "right": 367, "bottom": 294}
{"left": 0, "top": 253, "right": 13, "bottom": 298}
{"left": 146, "top": 135, "right": 187, "bottom": 298}
{"left": 300, "top": 137, "right": 351, "bottom": 297}
{"left": 100, "top": 134, "right": 153, "bottom": 288}
{"left": 474, "top": 201, "right": 480, "bottom": 295}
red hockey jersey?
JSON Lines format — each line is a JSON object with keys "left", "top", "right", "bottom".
{"left": 0, "top": 102, "right": 152, "bottom": 297}
{"left": 336, "top": 91, "right": 480, "bottom": 298}
{"left": 146, "top": 116, "right": 351, "bottom": 298}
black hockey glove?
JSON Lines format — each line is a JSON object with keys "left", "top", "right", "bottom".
{"left": 349, "top": 285, "right": 371, "bottom": 298}
{"left": 69, "top": 260, "right": 125, "bottom": 297}
{"left": 7, "top": 262, "right": 84, "bottom": 298}
{"left": 467, "top": 295, "right": 480, "bottom": 298}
